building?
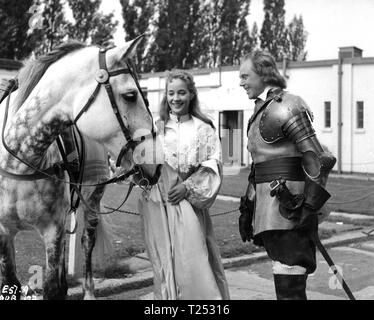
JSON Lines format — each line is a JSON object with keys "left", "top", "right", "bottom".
{"left": 2, "top": 47, "right": 373, "bottom": 174}
{"left": 0, "top": 58, "right": 22, "bottom": 80}
{"left": 140, "top": 46, "right": 374, "bottom": 174}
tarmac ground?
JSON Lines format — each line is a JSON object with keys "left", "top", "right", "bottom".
{"left": 62, "top": 218, "right": 374, "bottom": 301}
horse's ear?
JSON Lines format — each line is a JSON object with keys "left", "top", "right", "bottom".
{"left": 115, "top": 34, "right": 146, "bottom": 61}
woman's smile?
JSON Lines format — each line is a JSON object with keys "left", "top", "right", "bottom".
{"left": 167, "top": 79, "right": 193, "bottom": 116}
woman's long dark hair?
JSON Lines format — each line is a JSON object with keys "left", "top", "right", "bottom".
{"left": 159, "top": 69, "right": 215, "bottom": 129}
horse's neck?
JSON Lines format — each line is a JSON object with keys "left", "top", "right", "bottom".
{"left": 2, "top": 96, "right": 70, "bottom": 172}
{"left": 0, "top": 48, "right": 98, "bottom": 173}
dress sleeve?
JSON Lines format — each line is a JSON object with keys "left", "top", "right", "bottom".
{"left": 182, "top": 126, "right": 222, "bottom": 209}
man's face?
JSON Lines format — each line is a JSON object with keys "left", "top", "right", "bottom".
{"left": 239, "top": 59, "right": 266, "bottom": 99}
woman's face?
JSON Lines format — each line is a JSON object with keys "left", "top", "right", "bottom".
{"left": 167, "top": 78, "right": 193, "bottom": 116}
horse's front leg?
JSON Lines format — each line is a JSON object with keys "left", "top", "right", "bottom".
{"left": 40, "top": 222, "right": 67, "bottom": 300}
{"left": 0, "top": 228, "right": 22, "bottom": 300}
{"left": 81, "top": 184, "right": 106, "bottom": 300}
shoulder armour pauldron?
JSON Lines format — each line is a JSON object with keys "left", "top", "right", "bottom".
{"left": 259, "top": 93, "right": 310, "bottom": 144}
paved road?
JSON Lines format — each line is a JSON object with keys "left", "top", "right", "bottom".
{"left": 226, "top": 238, "right": 374, "bottom": 300}
{"left": 99, "top": 237, "right": 374, "bottom": 300}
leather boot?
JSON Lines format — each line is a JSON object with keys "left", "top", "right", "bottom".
{"left": 273, "top": 274, "right": 308, "bottom": 300}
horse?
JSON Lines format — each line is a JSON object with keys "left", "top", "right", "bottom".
{"left": 0, "top": 36, "right": 160, "bottom": 300}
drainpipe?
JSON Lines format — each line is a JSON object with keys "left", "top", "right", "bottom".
{"left": 337, "top": 56, "right": 343, "bottom": 174}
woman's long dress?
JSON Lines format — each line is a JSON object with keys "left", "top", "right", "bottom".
{"left": 138, "top": 114, "right": 230, "bottom": 300}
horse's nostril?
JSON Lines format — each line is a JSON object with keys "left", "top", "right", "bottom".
{"left": 122, "top": 91, "right": 138, "bottom": 102}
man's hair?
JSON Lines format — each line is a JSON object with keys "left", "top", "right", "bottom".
{"left": 242, "top": 50, "right": 287, "bottom": 89}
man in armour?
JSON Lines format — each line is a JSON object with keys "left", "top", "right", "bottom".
{"left": 238, "top": 50, "right": 336, "bottom": 300}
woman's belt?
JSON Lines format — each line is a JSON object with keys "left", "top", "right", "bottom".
{"left": 254, "top": 157, "right": 305, "bottom": 184}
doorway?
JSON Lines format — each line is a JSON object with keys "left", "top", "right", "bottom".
{"left": 219, "top": 111, "right": 243, "bottom": 165}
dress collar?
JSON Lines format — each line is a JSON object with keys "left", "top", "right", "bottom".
{"left": 169, "top": 113, "right": 192, "bottom": 123}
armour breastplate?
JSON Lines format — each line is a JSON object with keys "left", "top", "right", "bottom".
{"left": 247, "top": 105, "right": 301, "bottom": 164}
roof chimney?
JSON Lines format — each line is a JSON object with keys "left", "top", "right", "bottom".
{"left": 339, "top": 46, "right": 363, "bottom": 59}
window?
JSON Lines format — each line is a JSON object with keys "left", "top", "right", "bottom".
{"left": 324, "top": 101, "right": 331, "bottom": 128}
{"left": 356, "top": 101, "right": 364, "bottom": 129}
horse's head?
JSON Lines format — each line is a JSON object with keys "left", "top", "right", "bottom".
{"left": 68, "top": 36, "right": 162, "bottom": 185}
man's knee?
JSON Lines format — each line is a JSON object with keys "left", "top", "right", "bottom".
{"left": 272, "top": 261, "right": 307, "bottom": 275}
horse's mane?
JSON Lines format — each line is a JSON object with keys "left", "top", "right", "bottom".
{"left": 13, "top": 41, "right": 88, "bottom": 112}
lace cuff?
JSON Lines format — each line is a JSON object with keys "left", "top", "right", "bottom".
{"left": 182, "top": 165, "right": 221, "bottom": 209}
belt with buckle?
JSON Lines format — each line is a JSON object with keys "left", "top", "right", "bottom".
{"left": 254, "top": 157, "right": 305, "bottom": 184}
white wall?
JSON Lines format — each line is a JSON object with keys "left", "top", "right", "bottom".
{"left": 286, "top": 66, "right": 338, "bottom": 157}
{"left": 351, "top": 64, "right": 374, "bottom": 173}
{"left": 140, "top": 58, "right": 374, "bottom": 173}
{"left": 0, "top": 69, "right": 18, "bottom": 79}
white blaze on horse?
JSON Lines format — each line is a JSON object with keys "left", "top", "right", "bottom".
{"left": 0, "top": 36, "right": 160, "bottom": 300}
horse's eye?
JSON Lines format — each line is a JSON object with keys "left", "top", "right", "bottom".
{"left": 122, "top": 91, "right": 138, "bottom": 102}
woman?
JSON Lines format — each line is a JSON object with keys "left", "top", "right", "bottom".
{"left": 138, "top": 70, "right": 230, "bottom": 300}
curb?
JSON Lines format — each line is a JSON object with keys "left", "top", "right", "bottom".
{"left": 68, "top": 271, "right": 154, "bottom": 300}
{"left": 329, "top": 173, "right": 374, "bottom": 181}
{"left": 67, "top": 228, "right": 374, "bottom": 299}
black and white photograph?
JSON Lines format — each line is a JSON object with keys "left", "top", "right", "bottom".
{"left": 0, "top": 0, "right": 373, "bottom": 311}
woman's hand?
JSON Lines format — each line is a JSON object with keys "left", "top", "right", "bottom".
{"left": 168, "top": 183, "right": 187, "bottom": 205}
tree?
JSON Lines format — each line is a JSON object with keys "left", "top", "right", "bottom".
{"left": 144, "top": 1, "right": 170, "bottom": 72}
{"left": 198, "top": 0, "right": 236, "bottom": 68}
{"left": 122, "top": 0, "right": 202, "bottom": 72}
{"left": 260, "top": 0, "right": 289, "bottom": 62}
{"left": 231, "top": 1, "right": 253, "bottom": 65}
{"left": 67, "top": 0, "right": 118, "bottom": 46}
{"left": 28, "top": 0, "right": 69, "bottom": 55}
{"left": 188, "top": 0, "right": 255, "bottom": 68}
{"left": 122, "top": 0, "right": 204, "bottom": 72}
{"left": 0, "top": 0, "right": 34, "bottom": 59}
{"left": 187, "top": 0, "right": 214, "bottom": 68}
{"left": 121, "top": 0, "right": 157, "bottom": 72}
{"left": 194, "top": 0, "right": 257, "bottom": 68}
{"left": 250, "top": 22, "right": 259, "bottom": 50}
{"left": 287, "top": 15, "right": 308, "bottom": 61}
{"left": 90, "top": 12, "right": 118, "bottom": 47}
{"left": 121, "top": 0, "right": 256, "bottom": 72}
{"left": 168, "top": 0, "right": 201, "bottom": 69}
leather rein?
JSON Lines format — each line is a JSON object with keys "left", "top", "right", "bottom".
{"left": 0, "top": 46, "right": 159, "bottom": 216}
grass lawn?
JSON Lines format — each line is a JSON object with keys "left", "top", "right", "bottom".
{"left": 9, "top": 168, "right": 374, "bottom": 284}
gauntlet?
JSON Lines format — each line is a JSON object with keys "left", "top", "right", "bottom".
{"left": 238, "top": 195, "right": 255, "bottom": 242}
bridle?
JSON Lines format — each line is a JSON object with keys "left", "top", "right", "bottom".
{"left": 73, "top": 47, "right": 156, "bottom": 168}
{"left": 0, "top": 46, "right": 161, "bottom": 216}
